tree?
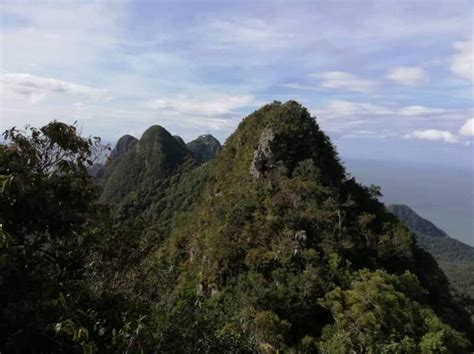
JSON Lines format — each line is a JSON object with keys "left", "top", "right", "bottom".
{"left": 0, "top": 122, "right": 107, "bottom": 352}
{"left": 319, "top": 269, "right": 470, "bottom": 353}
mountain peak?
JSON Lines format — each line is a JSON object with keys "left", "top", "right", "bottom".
{"left": 187, "top": 134, "right": 221, "bottom": 162}
{"left": 139, "top": 125, "right": 173, "bottom": 147}
{"left": 101, "top": 124, "right": 194, "bottom": 203}
{"left": 110, "top": 134, "right": 138, "bottom": 160}
{"left": 218, "top": 100, "right": 345, "bottom": 185}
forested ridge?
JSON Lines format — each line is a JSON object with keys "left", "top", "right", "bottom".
{"left": 388, "top": 204, "right": 474, "bottom": 312}
{"left": 1, "top": 101, "right": 473, "bottom": 353}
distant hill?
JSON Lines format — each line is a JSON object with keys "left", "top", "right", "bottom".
{"left": 186, "top": 134, "right": 221, "bottom": 162}
{"left": 389, "top": 204, "right": 474, "bottom": 299}
{"left": 388, "top": 204, "right": 448, "bottom": 238}
{"left": 98, "top": 128, "right": 219, "bottom": 233}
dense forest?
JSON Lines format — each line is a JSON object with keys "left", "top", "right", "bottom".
{"left": 1, "top": 101, "right": 473, "bottom": 353}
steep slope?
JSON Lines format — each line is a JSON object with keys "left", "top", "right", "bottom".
{"left": 186, "top": 134, "right": 221, "bottom": 162}
{"left": 143, "top": 101, "right": 472, "bottom": 352}
{"left": 389, "top": 204, "right": 474, "bottom": 298}
{"left": 173, "top": 135, "right": 186, "bottom": 148}
{"left": 110, "top": 134, "right": 139, "bottom": 160}
{"left": 388, "top": 204, "right": 448, "bottom": 238}
{"left": 88, "top": 134, "right": 139, "bottom": 179}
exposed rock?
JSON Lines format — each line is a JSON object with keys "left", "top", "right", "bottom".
{"left": 293, "top": 230, "right": 308, "bottom": 254}
{"left": 210, "top": 287, "right": 219, "bottom": 297}
{"left": 197, "top": 283, "right": 204, "bottom": 296}
{"left": 110, "top": 134, "right": 138, "bottom": 160}
{"left": 250, "top": 126, "right": 276, "bottom": 179}
{"left": 92, "top": 134, "right": 138, "bottom": 181}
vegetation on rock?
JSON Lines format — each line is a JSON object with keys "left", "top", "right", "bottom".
{"left": 1, "top": 101, "right": 472, "bottom": 353}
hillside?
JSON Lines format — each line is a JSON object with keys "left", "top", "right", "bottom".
{"left": 127, "top": 101, "right": 472, "bottom": 352}
{"left": 2, "top": 103, "right": 473, "bottom": 353}
{"left": 389, "top": 204, "right": 474, "bottom": 299}
{"left": 388, "top": 204, "right": 448, "bottom": 238}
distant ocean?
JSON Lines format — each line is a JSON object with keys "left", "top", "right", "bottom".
{"left": 344, "top": 158, "right": 474, "bottom": 246}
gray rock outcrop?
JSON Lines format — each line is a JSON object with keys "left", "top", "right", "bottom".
{"left": 250, "top": 126, "right": 276, "bottom": 179}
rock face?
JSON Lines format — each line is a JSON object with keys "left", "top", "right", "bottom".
{"left": 293, "top": 230, "right": 308, "bottom": 254}
{"left": 110, "top": 134, "right": 138, "bottom": 160}
{"left": 90, "top": 134, "right": 138, "bottom": 180}
{"left": 249, "top": 126, "right": 276, "bottom": 179}
{"left": 106, "top": 134, "right": 138, "bottom": 173}
{"left": 294, "top": 230, "right": 307, "bottom": 245}
{"left": 186, "top": 134, "right": 221, "bottom": 162}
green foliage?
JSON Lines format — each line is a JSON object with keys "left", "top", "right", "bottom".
{"left": 2, "top": 101, "right": 473, "bottom": 353}
{"left": 319, "top": 269, "right": 470, "bottom": 353}
{"left": 101, "top": 125, "right": 193, "bottom": 205}
{"left": 0, "top": 122, "right": 155, "bottom": 353}
{"left": 144, "top": 101, "right": 472, "bottom": 351}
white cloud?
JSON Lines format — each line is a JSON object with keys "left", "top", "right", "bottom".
{"left": 0, "top": 2, "right": 121, "bottom": 73}
{"left": 309, "top": 71, "right": 377, "bottom": 93}
{"left": 386, "top": 66, "right": 426, "bottom": 86}
{"left": 201, "top": 18, "right": 294, "bottom": 50}
{"left": 147, "top": 95, "right": 256, "bottom": 116}
{"left": 1, "top": 73, "right": 109, "bottom": 103}
{"left": 398, "top": 105, "right": 446, "bottom": 116}
{"left": 405, "top": 129, "right": 458, "bottom": 143}
{"left": 279, "top": 83, "right": 322, "bottom": 91}
{"left": 314, "top": 100, "right": 393, "bottom": 119}
{"left": 459, "top": 118, "right": 474, "bottom": 136}
{"left": 450, "top": 38, "right": 473, "bottom": 83}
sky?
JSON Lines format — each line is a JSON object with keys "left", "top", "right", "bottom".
{"left": 0, "top": 0, "right": 473, "bottom": 168}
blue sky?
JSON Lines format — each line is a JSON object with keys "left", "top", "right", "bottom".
{"left": 0, "top": 0, "right": 473, "bottom": 168}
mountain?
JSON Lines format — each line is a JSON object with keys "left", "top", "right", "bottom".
{"left": 124, "top": 101, "right": 472, "bottom": 352}
{"left": 101, "top": 125, "right": 196, "bottom": 205}
{"left": 389, "top": 204, "right": 474, "bottom": 299}
{"left": 91, "top": 101, "right": 473, "bottom": 352}
{"left": 101, "top": 125, "right": 193, "bottom": 203}
{"left": 110, "top": 134, "right": 139, "bottom": 160}
{"left": 388, "top": 204, "right": 448, "bottom": 238}
{"left": 100, "top": 125, "right": 213, "bottom": 240}
{"left": 186, "top": 134, "right": 221, "bottom": 162}
{"left": 92, "top": 134, "right": 139, "bottom": 180}
{"left": 3, "top": 102, "right": 473, "bottom": 353}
